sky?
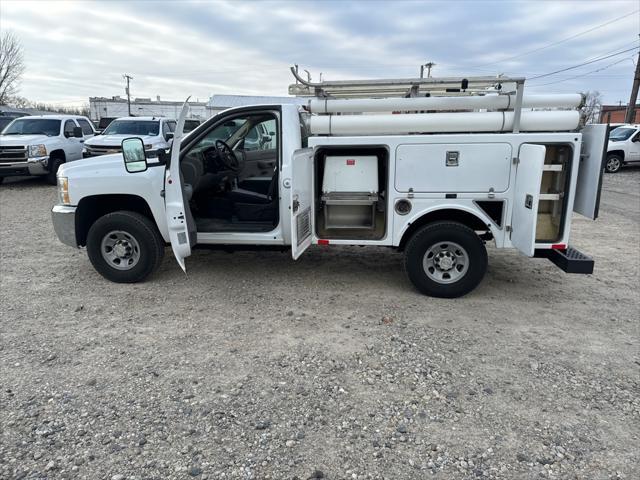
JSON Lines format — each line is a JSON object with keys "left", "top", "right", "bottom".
{"left": 1, "top": 0, "right": 639, "bottom": 107}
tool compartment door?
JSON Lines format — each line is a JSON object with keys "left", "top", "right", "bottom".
{"left": 574, "top": 124, "right": 608, "bottom": 220}
{"left": 291, "top": 148, "right": 314, "bottom": 259}
{"left": 511, "top": 144, "right": 546, "bottom": 257}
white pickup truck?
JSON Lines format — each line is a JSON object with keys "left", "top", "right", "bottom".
{"left": 83, "top": 116, "right": 176, "bottom": 158}
{"left": 51, "top": 73, "right": 608, "bottom": 298}
{"left": 605, "top": 124, "right": 640, "bottom": 173}
{"left": 0, "top": 115, "right": 96, "bottom": 184}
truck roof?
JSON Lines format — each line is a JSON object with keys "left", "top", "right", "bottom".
{"left": 21, "top": 114, "right": 91, "bottom": 120}
{"left": 113, "top": 116, "right": 174, "bottom": 122}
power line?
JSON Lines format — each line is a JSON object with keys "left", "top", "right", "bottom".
{"left": 471, "top": 9, "right": 639, "bottom": 68}
{"left": 528, "top": 56, "right": 634, "bottom": 87}
{"left": 527, "top": 46, "right": 640, "bottom": 80}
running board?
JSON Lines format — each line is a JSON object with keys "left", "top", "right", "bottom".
{"left": 534, "top": 246, "right": 594, "bottom": 274}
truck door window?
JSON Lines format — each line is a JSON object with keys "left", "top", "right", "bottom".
{"left": 63, "top": 120, "right": 76, "bottom": 137}
{"left": 76, "top": 118, "right": 94, "bottom": 135}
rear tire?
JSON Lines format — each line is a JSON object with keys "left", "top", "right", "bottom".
{"left": 605, "top": 154, "right": 622, "bottom": 173}
{"left": 404, "top": 221, "right": 488, "bottom": 298}
{"left": 46, "top": 156, "right": 64, "bottom": 185}
{"left": 86, "top": 211, "right": 165, "bottom": 283}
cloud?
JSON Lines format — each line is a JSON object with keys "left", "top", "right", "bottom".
{"left": 0, "top": 0, "right": 638, "bottom": 105}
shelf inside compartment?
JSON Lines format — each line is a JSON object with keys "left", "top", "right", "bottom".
{"left": 539, "top": 193, "right": 561, "bottom": 201}
{"left": 536, "top": 145, "right": 571, "bottom": 243}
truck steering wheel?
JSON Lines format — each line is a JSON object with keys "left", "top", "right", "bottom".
{"left": 215, "top": 139, "right": 241, "bottom": 172}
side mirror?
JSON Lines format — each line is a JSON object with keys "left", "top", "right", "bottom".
{"left": 261, "top": 134, "right": 272, "bottom": 144}
{"left": 121, "top": 137, "right": 148, "bottom": 173}
{"left": 73, "top": 126, "right": 83, "bottom": 138}
{"left": 268, "top": 131, "right": 275, "bottom": 136}
{"left": 165, "top": 132, "right": 174, "bottom": 141}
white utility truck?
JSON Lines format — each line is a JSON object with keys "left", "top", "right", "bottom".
{"left": 52, "top": 71, "right": 608, "bottom": 297}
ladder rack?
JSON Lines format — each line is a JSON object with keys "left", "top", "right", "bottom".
{"left": 289, "top": 67, "right": 527, "bottom": 133}
{"left": 289, "top": 66, "right": 523, "bottom": 98}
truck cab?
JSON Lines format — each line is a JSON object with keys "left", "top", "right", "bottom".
{"left": 605, "top": 124, "right": 640, "bottom": 173}
{"left": 51, "top": 73, "right": 608, "bottom": 298}
{"left": 0, "top": 115, "right": 95, "bottom": 184}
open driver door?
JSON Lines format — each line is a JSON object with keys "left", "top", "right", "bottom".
{"left": 164, "top": 100, "right": 197, "bottom": 271}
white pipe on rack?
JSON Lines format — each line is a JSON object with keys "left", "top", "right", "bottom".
{"left": 309, "top": 110, "right": 581, "bottom": 135}
{"left": 308, "top": 93, "right": 583, "bottom": 113}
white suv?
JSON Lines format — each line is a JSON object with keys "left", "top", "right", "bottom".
{"left": 605, "top": 124, "right": 640, "bottom": 173}
{"left": 0, "top": 115, "right": 95, "bottom": 184}
{"left": 84, "top": 116, "right": 176, "bottom": 158}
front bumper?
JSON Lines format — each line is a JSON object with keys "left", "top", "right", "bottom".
{"left": 52, "top": 204, "right": 78, "bottom": 248}
{"left": 0, "top": 156, "right": 49, "bottom": 177}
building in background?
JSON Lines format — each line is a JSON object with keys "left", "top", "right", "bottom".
{"left": 89, "top": 96, "right": 209, "bottom": 121}
{"left": 207, "top": 94, "right": 306, "bottom": 115}
{"left": 89, "top": 94, "right": 306, "bottom": 122}
{"left": 599, "top": 104, "right": 640, "bottom": 124}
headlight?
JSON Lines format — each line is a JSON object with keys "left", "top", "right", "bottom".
{"left": 28, "top": 144, "right": 47, "bottom": 157}
{"left": 57, "top": 176, "right": 70, "bottom": 205}
{"left": 144, "top": 144, "right": 153, "bottom": 150}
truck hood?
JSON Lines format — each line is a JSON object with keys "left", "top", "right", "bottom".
{"left": 86, "top": 134, "right": 158, "bottom": 146}
{"left": 59, "top": 153, "right": 125, "bottom": 178}
{"left": 0, "top": 134, "right": 50, "bottom": 146}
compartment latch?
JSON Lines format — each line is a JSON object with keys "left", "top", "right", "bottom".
{"left": 446, "top": 151, "right": 459, "bottom": 167}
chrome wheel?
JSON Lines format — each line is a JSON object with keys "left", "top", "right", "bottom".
{"left": 422, "top": 241, "right": 469, "bottom": 284}
{"left": 100, "top": 230, "right": 141, "bottom": 271}
{"left": 606, "top": 156, "right": 621, "bottom": 173}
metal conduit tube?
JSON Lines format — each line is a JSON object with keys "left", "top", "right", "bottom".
{"left": 309, "top": 110, "right": 581, "bottom": 135}
{"left": 308, "top": 94, "right": 584, "bottom": 113}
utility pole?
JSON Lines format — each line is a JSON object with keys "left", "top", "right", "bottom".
{"left": 624, "top": 50, "right": 640, "bottom": 124}
{"left": 420, "top": 62, "right": 436, "bottom": 78}
{"left": 123, "top": 74, "right": 133, "bottom": 116}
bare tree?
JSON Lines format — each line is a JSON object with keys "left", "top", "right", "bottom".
{"left": 0, "top": 31, "right": 25, "bottom": 105}
{"left": 581, "top": 91, "right": 602, "bottom": 124}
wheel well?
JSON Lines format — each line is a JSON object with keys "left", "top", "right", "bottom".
{"left": 49, "top": 149, "right": 66, "bottom": 170}
{"left": 76, "top": 194, "right": 155, "bottom": 246}
{"left": 398, "top": 209, "right": 492, "bottom": 251}
{"left": 607, "top": 150, "right": 624, "bottom": 160}
{"left": 49, "top": 149, "right": 66, "bottom": 160}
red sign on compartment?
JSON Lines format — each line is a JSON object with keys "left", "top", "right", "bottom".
{"left": 346, "top": 159, "right": 356, "bottom": 166}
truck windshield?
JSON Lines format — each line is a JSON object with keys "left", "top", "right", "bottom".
{"left": 2, "top": 118, "right": 61, "bottom": 136}
{"left": 102, "top": 120, "right": 160, "bottom": 136}
{"left": 609, "top": 127, "right": 636, "bottom": 141}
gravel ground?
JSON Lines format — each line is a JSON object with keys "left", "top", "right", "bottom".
{"left": 1, "top": 167, "right": 639, "bottom": 480}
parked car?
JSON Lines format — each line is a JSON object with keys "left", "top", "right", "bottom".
{"left": 83, "top": 116, "right": 176, "bottom": 158}
{"left": 0, "top": 115, "right": 96, "bottom": 184}
{"left": 605, "top": 124, "right": 640, "bottom": 173}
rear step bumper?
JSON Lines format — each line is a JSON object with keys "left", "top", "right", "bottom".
{"left": 534, "top": 246, "right": 594, "bottom": 274}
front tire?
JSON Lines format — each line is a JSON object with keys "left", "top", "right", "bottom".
{"left": 605, "top": 154, "right": 623, "bottom": 173}
{"left": 86, "top": 211, "right": 165, "bottom": 283}
{"left": 46, "top": 156, "right": 64, "bottom": 185}
{"left": 404, "top": 221, "right": 488, "bottom": 298}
